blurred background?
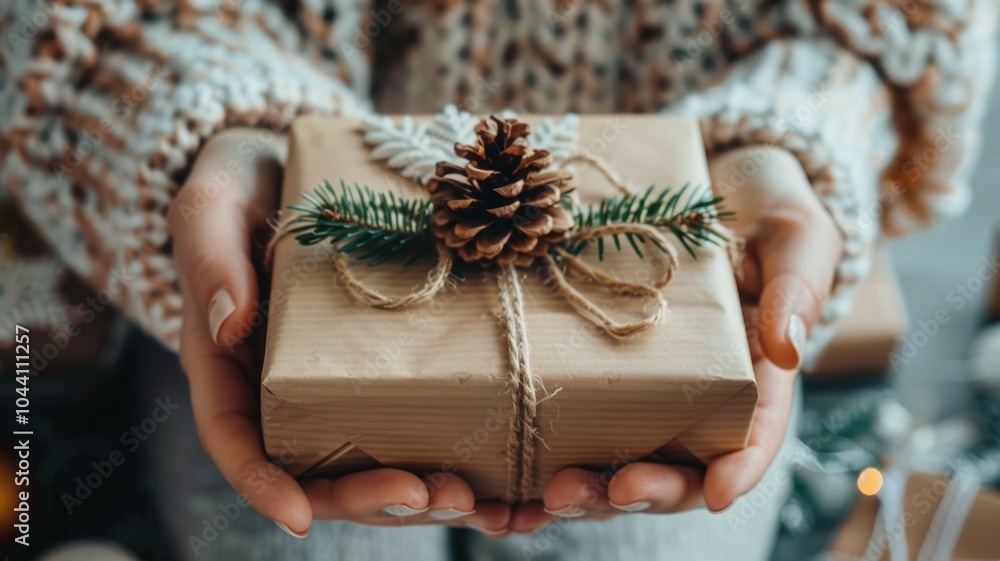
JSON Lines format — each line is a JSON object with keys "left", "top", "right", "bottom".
{"left": 1, "top": 46, "right": 999, "bottom": 561}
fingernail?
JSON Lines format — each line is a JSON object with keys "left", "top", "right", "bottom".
{"left": 543, "top": 505, "right": 586, "bottom": 518}
{"left": 788, "top": 314, "right": 806, "bottom": 368}
{"left": 609, "top": 500, "right": 652, "bottom": 513}
{"left": 428, "top": 508, "right": 475, "bottom": 521}
{"left": 208, "top": 287, "right": 236, "bottom": 344}
{"left": 708, "top": 501, "right": 736, "bottom": 515}
{"left": 382, "top": 505, "right": 429, "bottom": 517}
{"left": 469, "top": 525, "right": 506, "bottom": 537}
{"left": 275, "top": 521, "right": 308, "bottom": 538}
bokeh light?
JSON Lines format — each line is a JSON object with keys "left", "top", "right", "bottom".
{"left": 857, "top": 467, "right": 884, "bottom": 496}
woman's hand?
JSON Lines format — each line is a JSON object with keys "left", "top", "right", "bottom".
{"left": 510, "top": 145, "right": 842, "bottom": 533}
{"left": 167, "top": 129, "right": 510, "bottom": 538}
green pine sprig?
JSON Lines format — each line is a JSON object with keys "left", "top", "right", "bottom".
{"left": 569, "top": 184, "right": 732, "bottom": 260}
{"left": 287, "top": 180, "right": 731, "bottom": 271}
{"left": 287, "top": 180, "right": 434, "bottom": 267}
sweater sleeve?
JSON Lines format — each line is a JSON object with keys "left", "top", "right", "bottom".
{"left": 667, "top": 0, "right": 996, "bottom": 367}
{"left": 813, "top": 0, "right": 998, "bottom": 237}
{"left": 0, "top": 0, "right": 369, "bottom": 351}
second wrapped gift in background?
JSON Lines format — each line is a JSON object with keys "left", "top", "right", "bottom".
{"left": 261, "top": 110, "right": 756, "bottom": 502}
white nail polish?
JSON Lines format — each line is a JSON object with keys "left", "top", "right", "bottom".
{"left": 609, "top": 500, "right": 652, "bottom": 513}
{"left": 428, "top": 508, "right": 475, "bottom": 520}
{"left": 208, "top": 287, "right": 236, "bottom": 344}
{"left": 275, "top": 521, "right": 308, "bottom": 538}
{"left": 382, "top": 505, "right": 429, "bottom": 517}
{"left": 788, "top": 314, "right": 807, "bottom": 368}
{"left": 543, "top": 505, "right": 586, "bottom": 518}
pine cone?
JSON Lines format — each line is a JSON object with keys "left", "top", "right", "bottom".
{"left": 429, "top": 116, "right": 575, "bottom": 267}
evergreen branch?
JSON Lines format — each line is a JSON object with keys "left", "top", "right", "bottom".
{"left": 570, "top": 184, "right": 731, "bottom": 259}
{"left": 288, "top": 180, "right": 435, "bottom": 267}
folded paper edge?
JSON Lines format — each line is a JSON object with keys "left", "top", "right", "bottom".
{"left": 657, "top": 379, "right": 758, "bottom": 465}
{"left": 299, "top": 441, "right": 382, "bottom": 477}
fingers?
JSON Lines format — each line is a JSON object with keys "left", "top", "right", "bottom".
{"left": 303, "top": 470, "right": 509, "bottom": 532}
{"left": 423, "top": 471, "right": 475, "bottom": 519}
{"left": 516, "top": 463, "right": 704, "bottom": 532}
{"left": 710, "top": 145, "right": 841, "bottom": 369}
{"left": 607, "top": 463, "right": 704, "bottom": 514}
{"left": 538, "top": 464, "right": 704, "bottom": 519}
{"left": 742, "top": 304, "right": 766, "bottom": 363}
{"left": 542, "top": 467, "right": 608, "bottom": 518}
{"left": 179, "top": 305, "right": 312, "bottom": 536}
{"left": 171, "top": 130, "right": 311, "bottom": 536}
{"left": 302, "top": 468, "right": 430, "bottom": 521}
{"left": 459, "top": 501, "right": 511, "bottom": 537}
{"left": 169, "top": 179, "right": 259, "bottom": 349}
{"left": 167, "top": 131, "right": 283, "bottom": 349}
{"left": 493, "top": 466, "right": 610, "bottom": 534}
{"left": 756, "top": 205, "right": 841, "bottom": 370}
{"left": 423, "top": 473, "right": 510, "bottom": 533}
{"left": 703, "top": 359, "right": 796, "bottom": 512}
{"left": 509, "top": 502, "right": 553, "bottom": 534}
{"left": 736, "top": 251, "right": 763, "bottom": 297}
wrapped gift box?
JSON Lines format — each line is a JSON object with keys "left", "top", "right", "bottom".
{"left": 828, "top": 471, "right": 1000, "bottom": 560}
{"left": 261, "top": 114, "right": 757, "bottom": 501}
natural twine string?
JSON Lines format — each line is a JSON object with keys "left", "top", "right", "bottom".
{"left": 562, "top": 152, "right": 633, "bottom": 195}
{"left": 264, "top": 212, "right": 297, "bottom": 267}
{"left": 265, "top": 213, "right": 453, "bottom": 310}
{"left": 496, "top": 264, "right": 539, "bottom": 502}
{"left": 329, "top": 243, "right": 452, "bottom": 310}
{"left": 546, "top": 223, "right": 677, "bottom": 339}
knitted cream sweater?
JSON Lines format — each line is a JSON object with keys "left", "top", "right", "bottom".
{"left": 1, "top": 0, "right": 995, "bottom": 361}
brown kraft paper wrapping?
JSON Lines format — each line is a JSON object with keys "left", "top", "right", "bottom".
{"left": 828, "top": 472, "right": 1000, "bottom": 561}
{"left": 261, "top": 115, "right": 757, "bottom": 501}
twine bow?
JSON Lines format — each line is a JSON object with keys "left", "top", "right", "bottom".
{"left": 268, "top": 151, "right": 724, "bottom": 502}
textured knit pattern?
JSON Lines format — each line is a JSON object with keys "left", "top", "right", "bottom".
{"left": 1, "top": 0, "right": 996, "bottom": 353}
